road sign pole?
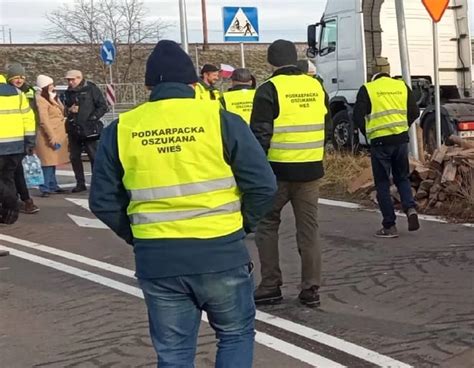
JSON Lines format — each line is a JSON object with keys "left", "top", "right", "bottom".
{"left": 109, "top": 65, "right": 115, "bottom": 119}
{"left": 433, "top": 21, "right": 442, "bottom": 148}
{"left": 395, "top": 0, "right": 419, "bottom": 160}
{"left": 179, "top": 0, "right": 189, "bottom": 53}
{"left": 240, "top": 43, "right": 245, "bottom": 68}
{"left": 195, "top": 44, "right": 200, "bottom": 74}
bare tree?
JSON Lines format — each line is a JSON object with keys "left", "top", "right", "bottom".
{"left": 44, "top": 0, "right": 171, "bottom": 82}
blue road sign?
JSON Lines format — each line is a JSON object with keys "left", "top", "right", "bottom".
{"left": 100, "top": 40, "right": 116, "bottom": 65}
{"left": 223, "top": 7, "right": 259, "bottom": 42}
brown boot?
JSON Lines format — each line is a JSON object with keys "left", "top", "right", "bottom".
{"left": 20, "top": 199, "right": 40, "bottom": 214}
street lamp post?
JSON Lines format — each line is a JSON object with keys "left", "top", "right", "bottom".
{"left": 179, "top": 0, "right": 189, "bottom": 53}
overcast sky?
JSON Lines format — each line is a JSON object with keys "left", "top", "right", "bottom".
{"left": 0, "top": 0, "right": 473, "bottom": 43}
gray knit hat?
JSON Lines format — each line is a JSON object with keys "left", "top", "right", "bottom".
{"left": 231, "top": 68, "right": 252, "bottom": 83}
{"left": 267, "top": 40, "right": 297, "bottom": 67}
{"left": 6, "top": 63, "right": 26, "bottom": 81}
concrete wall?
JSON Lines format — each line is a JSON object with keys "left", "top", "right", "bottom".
{"left": 0, "top": 42, "right": 308, "bottom": 87}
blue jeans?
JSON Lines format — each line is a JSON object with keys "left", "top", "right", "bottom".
{"left": 39, "top": 166, "right": 60, "bottom": 193}
{"left": 138, "top": 264, "right": 256, "bottom": 368}
{"left": 371, "top": 143, "right": 416, "bottom": 228}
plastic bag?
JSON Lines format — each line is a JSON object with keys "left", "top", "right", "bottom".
{"left": 22, "top": 154, "right": 44, "bottom": 188}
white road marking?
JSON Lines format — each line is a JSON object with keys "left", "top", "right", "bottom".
{"left": 0, "top": 244, "right": 345, "bottom": 368}
{"left": 66, "top": 196, "right": 474, "bottom": 229}
{"left": 65, "top": 198, "right": 108, "bottom": 229}
{"left": 319, "top": 198, "right": 361, "bottom": 209}
{"left": 67, "top": 214, "right": 108, "bottom": 229}
{"left": 1, "top": 234, "right": 412, "bottom": 368}
{"left": 65, "top": 198, "right": 90, "bottom": 211}
{"left": 0, "top": 234, "right": 134, "bottom": 277}
{"left": 63, "top": 186, "right": 474, "bottom": 229}
{"left": 60, "top": 183, "right": 89, "bottom": 189}
{"left": 256, "top": 310, "right": 412, "bottom": 368}
{"left": 57, "top": 170, "right": 91, "bottom": 177}
{"left": 318, "top": 198, "right": 474, "bottom": 228}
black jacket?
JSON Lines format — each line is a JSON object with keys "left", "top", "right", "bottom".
{"left": 250, "top": 66, "right": 331, "bottom": 182}
{"left": 65, "top": 80, "right": 108, "bottom": 137}
{"left": 353, "top": 79, "right": 420, "bottom": 146}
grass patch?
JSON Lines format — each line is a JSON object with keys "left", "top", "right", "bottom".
{"left": 320, "top": 151, "right": 371, "bottom": 200}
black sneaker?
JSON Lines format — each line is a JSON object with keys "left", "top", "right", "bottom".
{"left": 407, "top": 208, "right": 420, "bottom": 232}
{"left": 374, "top": 226, "right": 399, "bottom": 238}
{"left": 0, "top": 249, "right": 10, "bottom": 256}
{"left": 71, "top": 185, "right": 87, "bottom": 193}
{"left": 298, "top": 286, "right": 320, "bottom": 307}
{"left": 254, "top": 286, "right": 283, "bottom": 305}
{"left": 53, "top": 188, "right": 68, "bottom": 194}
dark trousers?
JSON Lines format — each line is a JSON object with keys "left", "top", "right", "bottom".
{"left": 371, "top": 143, "right": 416, "bottom": 228}
{"left": 0, "top": 154, "right": 23, "bottom": 210}
{"left": 69, "top": 137, "right": 98, "bottom": 186}
{"left": 14, "top": 155, "right": 31, "bottom": 201}
{"left": 255, "top": 180, "right": 321, "bottom": 290}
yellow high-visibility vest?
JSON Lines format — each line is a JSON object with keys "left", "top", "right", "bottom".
{"left": 222, "top": 88, "right": 256, "bottom": 124}
{"left": 0, "top": 75, "right": 35, "bottom": 149}
{"left": 118, "top": 98, "right": 243, "bottom": 239}
{"left": 195, "top": 81, "right": 221, "bottom": 101}
{"left": 267, "top": 74, "right": 326, "bottom": 163}
{"left": 364, "top": 77, "right": 409, "bottom": 140}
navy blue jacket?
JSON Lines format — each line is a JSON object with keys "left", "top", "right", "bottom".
{"left": 89, "top": 83, "right": 277, "bottom": 279}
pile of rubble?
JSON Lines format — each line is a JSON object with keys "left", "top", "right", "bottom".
{"left": 348, "top": 136, "right": 474, "bottom": 214}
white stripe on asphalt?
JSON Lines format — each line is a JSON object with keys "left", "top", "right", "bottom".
{"left": 318, "top": 198, "right": 474, "bottom": 228}
{"left": 0, "top": 234, "right": 134, "bottom": 277}
{"left": 57, "top": 170, "right": 91, "bottom": 177}
{"left": 66, "top": 196, "right": 474, "bottom": 229}
{"left": 0, "top": 233, "right": 412, "bottom": 368}
{"left": 0, "top": 244, "right": 345, "bottom": 368}
{"left": 256, "top": 310, "right": 412, "bottom": 368}
{"left": 60, "top": 183, "right": 90, "bottom": 189}
{"left": 65, "top": 198, "right": 90, "bottom": 211}
{"left": 67, "top": 214, "right": 108, "bottom": 229}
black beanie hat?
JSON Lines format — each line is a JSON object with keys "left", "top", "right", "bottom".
{"left": 145, "top": 40, "right": 198, "bottom": 87}
{"left": 267, "top": 39, "right": 298, "bottom": 67}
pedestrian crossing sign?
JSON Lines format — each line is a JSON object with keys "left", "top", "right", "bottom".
{"left": 223, "top": 7, "right": 259, "bottom": 42}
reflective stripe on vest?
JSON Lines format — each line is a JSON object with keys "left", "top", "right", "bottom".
{"left": 267, "top": 74, "right": 326, "bottom": 163}
{"left": 0, "top": 107, "right": 30, "bottom": 115}
{"left": 364, "top": 77, "right": 409, "bottom": 140}
{"left": 0, "top": 136, "right": 23, "bottom": 143}
{"left": 222, "top": 89, "right": 256, "bottom": 124}
{"left": 131, "top": 200, "right": 241, "bottom": 225}
{"left": 129, "top": 177, "right": 237, "bottom": 201}
{"left": 118, "top": 98, "right": 242, "bottom": 239}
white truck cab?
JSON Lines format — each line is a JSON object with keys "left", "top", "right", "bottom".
{"left": 307, "top": 0, "right": 474, "bottom": 152}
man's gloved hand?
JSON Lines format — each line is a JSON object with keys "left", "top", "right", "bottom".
{"left": 0, "top": 207, "right": 19, "bottom": 225}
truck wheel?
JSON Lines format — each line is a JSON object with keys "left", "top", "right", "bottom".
{"left": 332, "top": 110, "right": 358, "bottom": 150}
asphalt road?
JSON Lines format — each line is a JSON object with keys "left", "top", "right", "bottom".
{"left": 1, "top": 166, "right": 473, "bottom": 368}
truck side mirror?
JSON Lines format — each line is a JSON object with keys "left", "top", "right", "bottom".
{"left": 307, "top": 24, "right": 319, "bottom": 58}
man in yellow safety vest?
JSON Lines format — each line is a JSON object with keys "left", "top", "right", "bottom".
{"left": 195, "top": 63, "right": 221, "bottom": 101}
{"left": 0, "top": 73, "right": 35, "bottom": 235}
{"left": 6, "top": 63, "right": 40, "bottom": 215}
{"left": 89, "top": 40, "right": 277, "bottom": 367}
{"left": 221, "top": 68, "right": 256, "bottom": 124}
{"left": 250, "top": 39, "right": 331, "bottom": 308}
{"left": 353, "top": 72, "right": 420, "bottom": 238}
